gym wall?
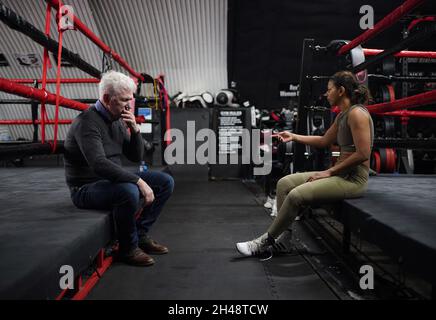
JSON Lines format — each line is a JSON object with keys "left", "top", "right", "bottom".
{"left": 0, "top": 0, "right": 228, "bottom": 141}
{"left": 227, "top": 0, "right": 408, "bottom": 109}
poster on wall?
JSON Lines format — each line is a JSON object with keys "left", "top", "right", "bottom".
{"left": 217, "top": 109, "right": 244, "bottom": 156}
{"left": 14, "top": 53, "right": 42, "bottom": 68}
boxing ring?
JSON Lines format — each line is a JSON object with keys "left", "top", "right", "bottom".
{"left": 0, "top": 168, "right": 113, "bottom": 300}
{"left": 340, "top": 175, "right": 436, "bottom": 295}
{"left": 0, "top": 0, "right": 170, "bottom": 300}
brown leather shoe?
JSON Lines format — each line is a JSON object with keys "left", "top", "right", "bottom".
{"left": 122, "top": 247, "right": 155, "bottom": 266}
{"left": 139, "top": 236, "right": 169, "bottom": 255}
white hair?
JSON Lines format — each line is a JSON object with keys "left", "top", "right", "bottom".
{"left": 99, "top": 71, "right": 137, "bottom": 99}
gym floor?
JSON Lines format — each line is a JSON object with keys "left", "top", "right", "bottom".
{"left": 0, "top": 164, "right": 341, "bottom": 300}
{"left": 86, "top": 165, "right": 336, "bottom": 300}
{"left": 2, "top": 163, "right": 435, "bottom": 300}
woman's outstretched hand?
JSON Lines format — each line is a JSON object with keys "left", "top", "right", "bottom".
{"left": 276, "top": 131, "right": 294, "bottom": 143}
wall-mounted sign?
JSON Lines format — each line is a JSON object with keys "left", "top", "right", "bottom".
{"left": 14, "top": 53, "right": 41, "bottom": 67}
{"left": 279, "top": 83, "right": 300, "bottom": 98}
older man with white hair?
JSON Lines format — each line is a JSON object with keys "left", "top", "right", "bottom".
{"left": 64, "top": 71, "right": 174, "bottom": 266}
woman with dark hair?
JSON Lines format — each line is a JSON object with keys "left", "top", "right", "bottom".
{"left": 236, "top": 71, "right": 374, "bottom": 256}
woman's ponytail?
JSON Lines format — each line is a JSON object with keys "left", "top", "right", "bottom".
{"left": 352, "top": 84, "right": 372, "bottom": 105}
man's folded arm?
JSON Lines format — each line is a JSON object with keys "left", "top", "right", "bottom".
{"left": 123, "top": 127, "right": 144, "bottom": 163}
{"left": 75, "top": 120, "right": 139, "bottom": 184}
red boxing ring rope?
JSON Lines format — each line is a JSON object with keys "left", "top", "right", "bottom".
{"left": 0, "top": 77, "right": 88, "bottom": 111}
{"left": 367, "top": 90, "right": 436, "bottom": 114}
{"left": 0, "top": 120, "right": 73, "bottom": 125}
{"left": 382, "top": 111, "right": 436, "bottom": 119}
{"left": 40, "top": 1, "right": 53, "bottom": 143}
{"left": 330, "top": 90, "right": 436, "bottom": 117}
{"left": 408, "top": 16, "right": 436, "bottom": 31}
{"left": 332, "top": 105, "right": 436, "bottom": 119}
{"left": 338, "top": 0, "right": 426, "bottom": 55}
{"left": 363, "top": 48, "right": 436, "bottom": 59}
{"left": 156, "top": 76, "right": 171, "bottom": 146}
{"left": 10, "top": 78, "right": 100, "bottom": 84}
{"left": 0, "top": 117, "right": 147, "bottom": 125}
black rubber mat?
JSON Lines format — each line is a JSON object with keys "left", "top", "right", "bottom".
{"left": 87, "top": 165, "right": 336, "bottom": 300}
{"left": 0, "top": 168, "right": 111, "bottom": 299}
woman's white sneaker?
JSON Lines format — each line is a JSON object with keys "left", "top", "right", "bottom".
{"left": 236, "top": 233, "right": 274, "bottom": 256}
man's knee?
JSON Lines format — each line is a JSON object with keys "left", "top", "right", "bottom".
{"left": 157, "top": 172, "right": 174, "bottom": 196}
{"left": 115, "top": 183, "right": 140, "bottom": 208}
{"left": 163, "top": 173, "right": 175, "bottom": 194}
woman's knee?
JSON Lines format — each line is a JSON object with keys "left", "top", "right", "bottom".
{"left": 286, "top": 188, "right": 304, "bottom": 206}
{"left": 277, "top": 175, "right": 297, "bottom": 194}
{"left": 277, "top": 177, "right": 290, "bottom": 193}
